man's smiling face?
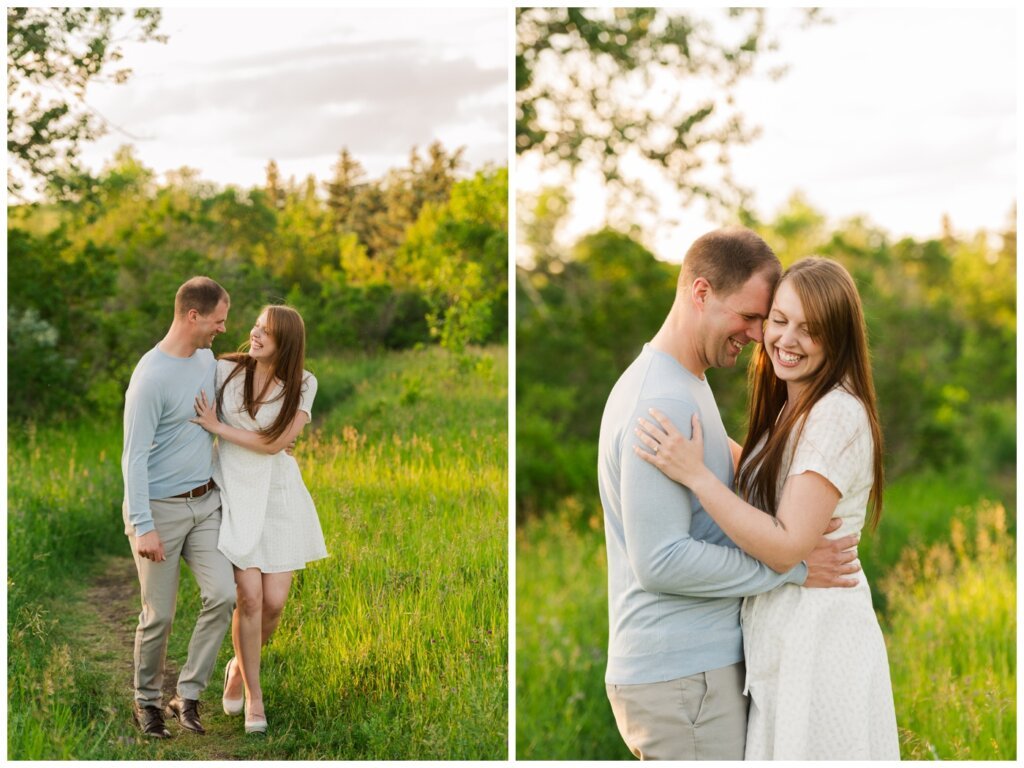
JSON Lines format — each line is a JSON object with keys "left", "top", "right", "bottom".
{"left": 699, "top": 270, "right": 774, "bottom": 370}
{"left": 192, "top": 299, "right": 229, "bottom": 349}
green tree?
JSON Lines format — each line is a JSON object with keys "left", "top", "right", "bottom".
{"left": 264, "top": 159, "right": 285, "bottom": 210}
{"left": 409, "top": 140, "right": 465, "bottom": 210}
{"left": 516, "top": 216, "right": 677, "bottom": 520}
{"left": 401, "top": 167, "right": 508, "bottom": 352}
{"left": 7, "top": 226, "right": 108, "bottom": 417}
{"left": 340, "top": 143, "right": 467, "bottom": 283}
{"left": 7, "top": 7, "right": 166, "bottom": 197}
{"left": 270, "top": 175, "right": 338, "bottom": 292}
{"left": 324, "top": 147, "right": 365, "bottom": 228}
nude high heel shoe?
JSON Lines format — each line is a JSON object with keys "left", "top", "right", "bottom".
{"left": 244, "top": 701, "right": 268, "bottom": 735}
{"left": 222, "top": 657, "right": 244, "bottom": 716}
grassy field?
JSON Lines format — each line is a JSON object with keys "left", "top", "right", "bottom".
{"left": 8, "top": 345, "right": 508, "bottom": 760}
{"left": 516, "top": 472, "right": 1016, "bottom": 761}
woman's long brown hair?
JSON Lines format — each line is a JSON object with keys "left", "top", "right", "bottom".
{"left": 736, "top": 257, "right": 885, "bottom": 529}
{"left": 216, "top": 305, "right": 307, "bottom": 443}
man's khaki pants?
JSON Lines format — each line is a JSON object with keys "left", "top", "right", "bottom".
{"left": 128, "top": 490, "right": 236, "bottom": 707}
{"left": 606, "top": 662, "right": 748, "bottom": 760}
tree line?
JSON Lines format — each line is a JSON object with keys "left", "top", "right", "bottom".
{"left": 8, "top": 143, "right": 508, "bottom": 421}
{"left": 516, "top": 192, "right": 1016, "bottom": 522}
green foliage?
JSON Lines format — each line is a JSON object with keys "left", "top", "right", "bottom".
{"left": 6, "top": 7, "right": 166, "bottom": 196}
{"left": 7, "top": 307, "right": 75, "bottom": 414}
{"left": 401, "top": 167, "right": 509, "bottom": 353}
{"left": 516, "top": 220, "right": 677, "bottom": 520}
{"left": 7, "top": 146, "right": 507, "bottom": 423}
{"left": 7, "top": 223, "right": 117, "bottom": 417}
{"left": 7, "top": 346, "right": 508, "bottom": 760}
{"left": 332, "top": 141, "right": 465, "bottom": 267}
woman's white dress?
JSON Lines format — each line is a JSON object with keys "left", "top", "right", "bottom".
{"left": 741, "top": 387, "right": 900, "bottom": 760}
{"left": 213, "top": 359, "right": 328, "bottom": 573}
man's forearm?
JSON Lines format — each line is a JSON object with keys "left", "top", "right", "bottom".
{"left": 628, "top": 530, "right": 805, "bottom": 597}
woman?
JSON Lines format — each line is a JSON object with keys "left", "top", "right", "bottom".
{"left": 634, "top": 257, "right": 899, "bottom": 760}
{"left": 191, "top": 304, "right": 328, "bottom": 735}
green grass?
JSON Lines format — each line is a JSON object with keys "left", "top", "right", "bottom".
{"left": 516, "top": 499, "right": 629, "bottom": 761}
{"left": 880, "top": 501, "right": 1015, "bottom": 760}
{"left": 7, "top": 422, "right": 139, "bottom": 759}
{"left": 515, "top": 470, "right": 1017, "bottom": 760}
{"left": 7, "top": 345, "right": 508, "bottom": 760}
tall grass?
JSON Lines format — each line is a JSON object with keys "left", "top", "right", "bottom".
{"left": 516, "top": 499, "right": 629, "bottom": 760}
{"left": 515, "top": 475, "right": 1016, "bottom": 760}
{"left": 881, "top": 501, "right": 1016, "bottom": 760}
{"left": 857, "top": 468, "right": 1013, "bottom": 598}
{"left": 7, "top": 345, "right": 508, "bottom": 760}
{"left": 7, "top": 421, "right": 125, "bottom": 759}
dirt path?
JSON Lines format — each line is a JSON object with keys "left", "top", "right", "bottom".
{"left": 76, "top": 555, "right": 243, "bottom": 759}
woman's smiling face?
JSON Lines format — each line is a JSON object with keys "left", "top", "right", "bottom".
{"left": 248, "top": 312, "right": 278, "bottom": 363}
{"left": 763, "top": 279, "right": 825, "bottom": 394}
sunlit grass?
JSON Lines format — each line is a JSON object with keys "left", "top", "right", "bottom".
{"left": 857, "top": 468, "right": 1013, "bottom": 601}
{"left": 880, "top": 501, "right": 1015, "bottom": 760}
{"left": 7, "top": 345, "right": 508, "bottom": 760}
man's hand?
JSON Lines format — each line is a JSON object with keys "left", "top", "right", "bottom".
{"left": 136, "top": 530, "right": 166, "bottom": 563}
{"left": 804, "top": 517, "right": 860, "bottom": 588}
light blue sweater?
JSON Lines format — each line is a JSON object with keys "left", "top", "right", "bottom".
{"left": 122, "top": 345, "right": 217, "bottom": 536}
{"left": 598, "top": 344, "right": 807, "bottom": 684}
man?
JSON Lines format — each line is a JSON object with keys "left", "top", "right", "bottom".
{"left": 598, "top": 228, "right": 861, "bottom": 760}
{"left": 122, "top": 276, "right": 236, "bottom": 739}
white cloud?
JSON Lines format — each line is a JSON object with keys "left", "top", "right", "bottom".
{"left": 78, "top": 7, "right": 508, "bottom": 187}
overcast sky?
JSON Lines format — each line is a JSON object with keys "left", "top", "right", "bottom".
{"left": 78, "top": 7, "right": 508, "bottom": 189}
{"left": 517, "top": 6, "right": 1017, "bottom": 262}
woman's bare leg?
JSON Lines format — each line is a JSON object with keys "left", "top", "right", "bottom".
{"left": 260, "top": 571, "right": 293, "bottom": 645}
{"left": 224, "top": 605, "right": 245, "bottom": 701}
{"left": 226, "top": 570, "right": 292, "bottom": 702}
{"left": 234, "top": 567, "right": 265, "bottom": 719}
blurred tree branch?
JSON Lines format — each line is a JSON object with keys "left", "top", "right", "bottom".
{"left": 516, "top": 7, "right": 825, "bottom": 219}
{"left": 7, "top": 7, "right": 166, "bottom": 198}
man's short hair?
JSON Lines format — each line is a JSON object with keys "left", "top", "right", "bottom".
{"left": 680, "top": 227, "right": 781, "bottom": 296}
{"left": 174, "top": 276, "right": 229, "bottom": 317}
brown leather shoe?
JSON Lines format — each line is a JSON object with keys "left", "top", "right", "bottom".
{"left": 132, "top": 701, "right": 172, "bottom": 739}
{"left": 165, "top": 694, "right": 206, "bottom": 735}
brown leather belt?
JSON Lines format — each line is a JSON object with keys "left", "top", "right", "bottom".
{"left": 172, "top": 479, "right": 216, "bottom": 499}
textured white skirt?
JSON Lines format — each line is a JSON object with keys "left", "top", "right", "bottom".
{"left": 741, "top": 577, "right": 900, "bottom": 760}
